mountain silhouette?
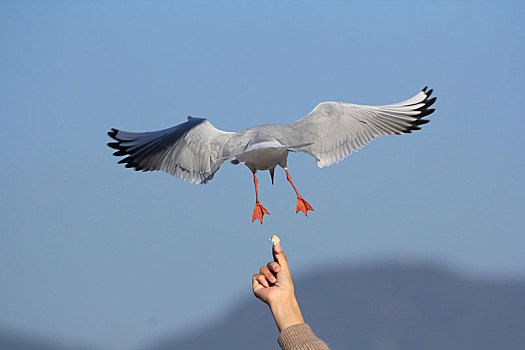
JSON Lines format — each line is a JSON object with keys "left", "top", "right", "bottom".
{"left": 0, "top": 329, "right": 96, "bottom": 350}
{"left": 146, "top": 262, "right": 525, "bottom": 350}
{"left": 1, "top": 262, "right": 524, "bottom": 350}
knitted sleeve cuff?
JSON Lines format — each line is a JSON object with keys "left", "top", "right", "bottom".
{"left": 277, "top": 323, "right": 329, "bottom": 350}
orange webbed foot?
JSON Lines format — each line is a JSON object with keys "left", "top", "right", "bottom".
{"left": 296, "top": 196, "right": 314, "bottom": 216}
{"left": 252, "top": 201, "right": 270, "bottom": 224}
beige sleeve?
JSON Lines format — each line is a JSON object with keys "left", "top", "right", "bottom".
{"left": 277, "top": 323, "right": 330, "bottom": 350}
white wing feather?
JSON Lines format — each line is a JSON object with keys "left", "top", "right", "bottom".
{"left": 108, "top": 117, "right": 235, "bottom": 184}
{"left": 288, "top": 88, "right": 436, "bottom": 167}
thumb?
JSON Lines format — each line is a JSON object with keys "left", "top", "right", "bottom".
{"left": 272, "top": 242, "right": 289, "bottom": 272}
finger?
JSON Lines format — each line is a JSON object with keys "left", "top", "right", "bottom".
{"left": 252, "top": 274, "right": 264, "bottom": 295}
{"left": 253, "top": 273, "right": 268, "bottom": 288}
{"left": 259, "top": 265, "right": 277, "bottom": 283}
{"left": 255, "top": 273, "right": 270, "bottom": 288}
{"left": 272, "top": 242, "right": 289, "bottom": 271}
{"left": 267, "top": 261, "right": 281, "bottom": 274}
{"left": 252, "top": 274, "right": 260, "bottom": 289}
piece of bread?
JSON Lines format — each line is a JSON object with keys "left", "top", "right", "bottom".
{"left": 270, "top": 234, "right": 280, "bottom": 245}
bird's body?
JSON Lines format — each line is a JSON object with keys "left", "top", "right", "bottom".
{"left": 108, "top": 87, "right": 436, "bottom": 223}
{"left": 236, "top": 146, "right": 288, "bottom": 172}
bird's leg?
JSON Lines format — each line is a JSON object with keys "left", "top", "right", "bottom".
{"left": 285, "top": 168, "right": 314, "bottom": 216}
{"left": 252, "top": 172, "right": 269, "bottom": 224}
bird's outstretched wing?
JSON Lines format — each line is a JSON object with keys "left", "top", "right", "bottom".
{"left": 107, "top": 117, "right": 235, "bottom": 184}
{"left": 288, "top": 87, "right": 436, "bottom": 167}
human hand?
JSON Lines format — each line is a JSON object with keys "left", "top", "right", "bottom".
{"left": 252, "top": 242, "right": 305, "bottom": 331}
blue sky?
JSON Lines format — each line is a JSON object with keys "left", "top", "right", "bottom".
{"left": 1, "top": 1, "right": 524, "bottom": 349}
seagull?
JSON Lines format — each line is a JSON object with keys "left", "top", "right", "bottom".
{"left": 108, "top": 87, "right": 436, "bottom": 223}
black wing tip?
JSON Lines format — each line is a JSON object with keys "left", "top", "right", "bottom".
{"left": 107, "top": 129, "right": 131, "bottom": 155}
{"left": 401, "top": 86, "right": 436, "bottom": 134}
{"left": 421, "top": 86, "right": 435, "bottom": 99}
{"left": 106, "top": 126, "right": 163, "bottom": 174}
{"left": 109, "top": 140, "right": 157, "bottom": 173}
{"left": 419, "top": 108, "right": 435, "bottom": 118}
{"left": 113, "top": 150, "right": 129, "bottom": 156}
{"left": 107, "top": 128, "right": 119, "bottom": 139}
{"left": 107, "top": 129, "right": 140, "bottom": 170}
{"left": 119, "top": 157, "right": 143, "bottom": 171}
{"left": 107, "top": 141, "right": 121, "bottom": 149}
{"left": 406, "top": 121, "right": 428, "bottom": 132}
{"left": 418, "top": 87, "right": 436, "bottom": 115}
{"left": 414, "top": 119, "right": 430, "bottom": 126}
{"left": 422, "top": 96, "right": 437, "bottom": 109}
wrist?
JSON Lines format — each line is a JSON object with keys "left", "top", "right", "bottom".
{"left": 269, "top": 295, "right": 305, "bottom": 332}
